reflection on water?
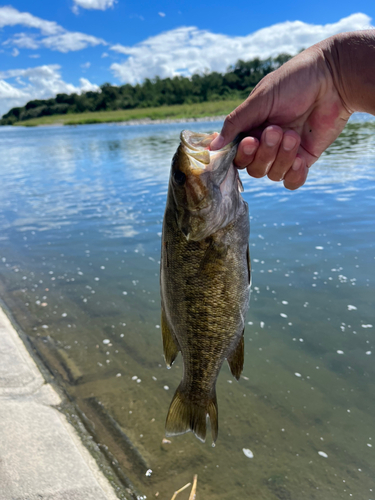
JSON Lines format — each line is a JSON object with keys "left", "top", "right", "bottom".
{"left": 0, "top": 117, "right": 374, "bottom": 499}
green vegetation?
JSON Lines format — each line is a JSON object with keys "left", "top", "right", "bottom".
{"left": 1, "top": 54, "right": 292, "bottom": 126}
{"left": 13, "top": 100, "right": 244, "bottom": 127}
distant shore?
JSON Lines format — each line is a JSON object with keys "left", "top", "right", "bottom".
{"left": 105, "top": 115, "right": 227, "bottom": 126}
{"left": 31, "top": 115, "right": 228, "bottom": 128}
{"left": 7, "top": 100, "right": 241, "bottom": 127}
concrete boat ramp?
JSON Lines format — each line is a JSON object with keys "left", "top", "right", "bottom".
{"left": 0, "top": 306, "right": 119, "bottom": 500}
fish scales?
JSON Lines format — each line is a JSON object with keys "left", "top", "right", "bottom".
{"left": 160, "top": 130, "right": 251, "bottom": 444}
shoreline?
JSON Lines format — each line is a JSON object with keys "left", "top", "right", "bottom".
{"left": 109, "top": 114, "right": 226, "bottom": 126}
{"left": 0, "top": 303, "right": 124, "bottom": 500}
{"left": 1, "top": 99, "right": 242, "bottom": 127}
{"left": 14, "top": 114, "right": 228, "bottom": 128}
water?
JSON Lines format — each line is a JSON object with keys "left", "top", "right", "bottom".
{"left": 0, "top": 117, "right": 374, "bottom": 499}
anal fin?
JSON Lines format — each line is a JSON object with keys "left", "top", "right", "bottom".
{"left": 161, "top": 307, "right": 179, "bottom": 368}
{"left": 227, "top": 331, "right": 244, "bottom": 380}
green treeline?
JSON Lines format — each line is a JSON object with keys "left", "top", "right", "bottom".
{"left": 1, "top": 54, "right": 292, "bottom": 125}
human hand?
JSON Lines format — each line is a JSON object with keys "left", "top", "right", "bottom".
{"left": 211, "top": 41, "right": 352, "bottom": 189}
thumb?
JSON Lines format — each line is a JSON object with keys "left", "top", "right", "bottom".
{"left": 210, "top": 88, "right": 272, "bottom": 151}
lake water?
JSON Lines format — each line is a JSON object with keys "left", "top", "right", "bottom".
{"left": 0, "top": 117, "right": 374, "bottom": 500}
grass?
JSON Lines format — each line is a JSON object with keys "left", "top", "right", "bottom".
{"left": 14, "top": 100, "right": 243, "bottom": 127}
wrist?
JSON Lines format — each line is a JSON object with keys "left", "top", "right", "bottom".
{"left": 320, "top": 31, "right": 375, "bottom": 114}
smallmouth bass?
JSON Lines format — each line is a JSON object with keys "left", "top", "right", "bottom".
{"left": 160, "top": 130, "right": 251, "bottom": 444}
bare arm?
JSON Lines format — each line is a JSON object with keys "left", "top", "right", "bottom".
{"left": 210, "top": 30, "right": 375, "bottom": 190}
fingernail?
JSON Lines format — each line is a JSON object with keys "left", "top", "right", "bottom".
{"left": 265, "top": 129, "right": 280, "bottom": 147}
{"left": 292, "top": 157, "right": 302, "bottom": 171}
{"left": 210, "top": 134, "right": 225, "bottom": 151}
{"left": 283, "top": 135, "right": 297, "bottom": 151}
{"left": 243, "top": 139, "right": 257, "bottom": 155}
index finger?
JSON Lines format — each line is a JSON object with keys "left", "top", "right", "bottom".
{"left": 210, "top": 88, "right": 273, "bottom": 150}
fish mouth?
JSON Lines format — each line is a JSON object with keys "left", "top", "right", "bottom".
{"left": 180, "top": 130, "right": 234, "bottom": 172}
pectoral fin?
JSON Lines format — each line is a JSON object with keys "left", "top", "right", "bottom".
{"left": 161, "top": 307, "right": 179, "bottom": 368}
{"left": 227, "top": 332, "right": 244, "bottom": 380}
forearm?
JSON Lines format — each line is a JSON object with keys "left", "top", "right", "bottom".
{"left": 320, "top": 30, "right": 375, "bottom": 115}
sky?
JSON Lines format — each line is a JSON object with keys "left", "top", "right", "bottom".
{"left": 0, "top": 0, "right": 374, "bottom": 117}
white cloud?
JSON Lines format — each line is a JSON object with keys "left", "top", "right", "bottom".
{"left": 81, "top": 62, "right": 91, "bottom": 69}
{"left": 0, "top": 6, "right": 107, "bottom": 53}
{"left": 110, "top": 13, "right": 372, "bottom": 83}
{"left": 11, "top": 47, "right": 19, "bottom": 57}
{"left": 79, "top": 77, "right": 99, "bottom": 91}
{"left": 72, "top": 0, "right": 117, "bottom": 10}
{"left": 0, "top": 65, "right": 99, "bottom": 117}
{"left": 7, "top": 33, "right": 40, "bottom": 49}
{"left": 158, "top": 12, "right": 166, "bottom": 17}
{"left": 0, "top": 6, "right": 61, "bottom": 35}
{"left": 40, "top": 32, "right": 106, "bottom": 53}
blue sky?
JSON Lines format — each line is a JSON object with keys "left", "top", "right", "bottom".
{"left": 0, "top": 0, "right": 374, "bottom": 116}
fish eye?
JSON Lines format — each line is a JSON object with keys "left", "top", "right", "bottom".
{"left": 173, "top": 170, "right": 186, "bottom": 186}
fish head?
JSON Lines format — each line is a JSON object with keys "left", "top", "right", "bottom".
{"left": 169, "top": 130, "right": 243, "bottom": 241}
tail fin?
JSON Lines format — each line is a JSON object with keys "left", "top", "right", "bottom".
{"left": 165, "top": 384, "right": 218, "bottom": 444}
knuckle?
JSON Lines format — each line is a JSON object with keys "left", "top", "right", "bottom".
{"left": 224, "top": 111, "right": 238, "bottom": 129}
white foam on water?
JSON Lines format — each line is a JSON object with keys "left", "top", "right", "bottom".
{"left": 337, "top": 350, "right": 344, "bottom": 355}
{"left": 103, "top": 339, "right": 110, "bottom": 344}
{"left": 295, "top": 373, "right": 302, "bottom": 378}
{"left": 347, "top": 305, "right": 357, "bottom": 310}
{"left": 242, "top": 448, "right": 254, "bottom": 458}
{"left": 164, "top": 385, "right": 169, "bottom": 390}
{"left": 280, "top": 313, "right": 287, "bottom": 318}
{"left": 315, "top": 246, "right": 324, "bottom": 250}
{"left": 318, "top": 451, "right": 328, "bottom": 458}
{"left": 362, "top": 324, "right": 373, "bottom": 328}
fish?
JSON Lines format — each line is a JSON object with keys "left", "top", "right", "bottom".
{"left": 160, "top": 130, "right": 251, "bottom": 445}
